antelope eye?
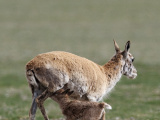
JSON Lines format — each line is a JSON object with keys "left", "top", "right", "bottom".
{"left": 132, "top": 58, "right": 135, "bottom": 62}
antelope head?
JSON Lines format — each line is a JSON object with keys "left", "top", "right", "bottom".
{"left": 114, "top": 40, "right": 137, "bottom": 79}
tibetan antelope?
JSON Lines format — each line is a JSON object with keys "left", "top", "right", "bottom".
{"left": 38, "top": 89, "right": 112, "bottom": 120}
{"left": 26, "top": 40, "right": 137, "bottom": 120}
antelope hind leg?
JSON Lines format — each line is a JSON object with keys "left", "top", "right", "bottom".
{"left": 29, "top": 89, "right": 42, "bottom": 120}
{"left": 36, "top": 89, "right": 50, "bottom": 120}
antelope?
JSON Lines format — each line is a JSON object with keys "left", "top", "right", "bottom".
{"left": 26, "top": 40, "right": 137, "bottom": 120}
{"left": 39, "top": 89, "right": 112, "bottom": 120}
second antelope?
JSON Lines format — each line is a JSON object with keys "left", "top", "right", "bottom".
{"left": 37, "top": 89, "right": 112, "bottom": 120}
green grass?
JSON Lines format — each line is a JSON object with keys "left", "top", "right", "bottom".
{"left": 0, "top": 0, "right": 160, "bottom": 120}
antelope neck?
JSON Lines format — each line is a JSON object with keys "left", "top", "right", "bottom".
{"left": 103, "top": 57, "right": 123, "bottom": 83}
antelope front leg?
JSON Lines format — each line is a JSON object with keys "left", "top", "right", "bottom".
{"left": 100, "top": 110, "right": 106, "bottom": 120}
{"left": 36, "top": 89, "right": 50, "bottom": 120}
{"left": 29, "top": 89, "right": 42, "bottom": 120}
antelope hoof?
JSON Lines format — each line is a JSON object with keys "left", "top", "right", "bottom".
{"left": 29, "top": 114, "right": 36, "bottom": 120}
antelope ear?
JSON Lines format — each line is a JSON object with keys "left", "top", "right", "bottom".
{"left": 125, "top": 41, "right": 130, "bottom": 52}
{"left": 113, "top": 39, "right": 120, "bottom": 53}
{"left": 123, "top": 41, "right": 130, "bottom": 59}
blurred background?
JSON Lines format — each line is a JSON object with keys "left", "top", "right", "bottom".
{"left": 0, "top": 0, "right": 159, "bottom": 120}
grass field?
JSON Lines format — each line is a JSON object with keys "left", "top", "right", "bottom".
{"left": 0, "top": 0, "right": 160, "bottom": 120}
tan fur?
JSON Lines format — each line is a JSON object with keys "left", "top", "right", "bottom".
{"left": 26, "top": 41, "right": 137, "bottom": 120}
{"left": 26, "top": 51, "right": 124, "bottom": 101}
